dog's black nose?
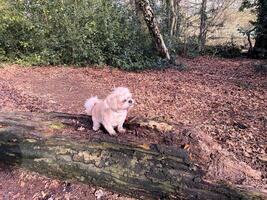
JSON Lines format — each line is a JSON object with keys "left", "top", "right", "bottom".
{"left": 128, "top": 100, "right": 133, "bottom": 104}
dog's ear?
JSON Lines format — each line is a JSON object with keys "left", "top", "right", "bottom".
{"left": 106, "top": 93, "right": 118, "bottom": 111}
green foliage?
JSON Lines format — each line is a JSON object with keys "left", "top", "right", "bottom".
{"left": 255, "top": 0, "right": 267, "bottom": 36}
{"left": 204, "top": 42, "right": 241, "bottom": 58}
{"left": 239, "top": 0, "right": 257, "bottom": 12}
{"left": 0, "top": 0, "right": 161, "bottom": 70}
{"left": 240, "top": 0, "right": 267, "bottom": 45}
{"left": 169, "top": 36, "right": 200, "bottom": 58}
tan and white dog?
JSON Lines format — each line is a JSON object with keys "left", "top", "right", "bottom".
{"left": 84, "top": 87, "right": 134, "bottom": 135}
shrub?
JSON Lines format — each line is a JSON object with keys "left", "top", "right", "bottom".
{"left": 0, "top": 0, "right": 162, "bottom": 70}
{"left": 168, "top": 36, "right": 199, "bottom": 58}
{"left": 204, "top": 42, "right": 241, "bottom": 58}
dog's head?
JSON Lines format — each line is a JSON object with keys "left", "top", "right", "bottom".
{"left": 105, "top": 87, "right": 134, "bottom": 111}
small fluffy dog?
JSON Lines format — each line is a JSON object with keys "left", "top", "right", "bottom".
{"left": 84, "top": 87, "right": 134, "bottom": 135}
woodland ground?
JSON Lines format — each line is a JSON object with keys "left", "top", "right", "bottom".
{"left": 0, "top": 56, "right": 266, "bottom": 200}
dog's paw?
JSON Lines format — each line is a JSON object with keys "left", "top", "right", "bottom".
{"left": 93, "top": 126, "right": 100, "bottom": 131}
{"left": 108, "top": 131, "right": 117, "bottom": 136}
{"left": 118, "top": 128, "right": 126, "bottom": 133}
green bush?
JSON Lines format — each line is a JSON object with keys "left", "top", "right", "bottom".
{"left": 168, "top": 36, "right": 199, "bottom": 58}
{"left": 204, "top": 42, "right": 241, "bottom": 58}
{"left": 0, "top": 0, "right": 162, "bottom": 70}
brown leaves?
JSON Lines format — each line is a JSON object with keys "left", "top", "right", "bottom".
{"left": 0, "top": 56, "right": 266, "bottom": 199}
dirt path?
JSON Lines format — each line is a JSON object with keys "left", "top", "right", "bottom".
{"left": 0, "top": 56, "right": 266, "bottom": 199}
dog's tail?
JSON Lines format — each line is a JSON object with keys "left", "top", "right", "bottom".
{"left": 84, "top": 96, "right": 99, "bottom": 116}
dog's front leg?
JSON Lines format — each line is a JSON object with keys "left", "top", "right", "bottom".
{"left": 102, "top": 122, "right": 117, "bottom": 136}
{"left": 92, "top": 117, "right": 101, "bottom": 131}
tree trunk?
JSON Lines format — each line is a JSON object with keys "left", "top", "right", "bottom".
{"left": 198, "top": 0, "right": 207, "bottom": 53}
{"left": 169, "top": 0, "right": 177, "bottom": 37}
{"left": 136, "top": 0, "right": 171, "bottom": 60}
{"left": 0, "top": 112, "right": 265, "bottom": 199}
{"left": 247, "top": 32, "right": 253, "bottom": 55}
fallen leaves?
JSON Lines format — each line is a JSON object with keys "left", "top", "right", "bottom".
{"left": 0, "top": 56, "right": 266, "bottom": 199}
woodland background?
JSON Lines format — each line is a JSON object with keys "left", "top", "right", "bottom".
{"left": 0, "top": 0, "right": 266, "bottom": 199}
{"left": 0, "top": 0, "right": 266, "bottom": 70}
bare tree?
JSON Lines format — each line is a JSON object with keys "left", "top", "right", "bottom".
{"left": 169, "top": 0, "right": 175, "bottom": 36}
{"left": 198, "top": 0, "right": 207, "bottom": 52}
{"left": 136, "top": 0, "right": 170, "bottom": 60}
{"left": 198, "top": 0, "right": 236, "bottom": 52}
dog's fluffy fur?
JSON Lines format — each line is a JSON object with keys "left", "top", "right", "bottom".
{"left": 84, "top": 87, "right": 134, "bottom": 135}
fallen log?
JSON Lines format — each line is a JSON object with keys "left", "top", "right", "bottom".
{"left": 0, "top": 112, "right": 264, "bottom": 199}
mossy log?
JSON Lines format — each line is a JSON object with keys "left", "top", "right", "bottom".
{"left": 0, "top": 112, "right": 264, "bottom": 200}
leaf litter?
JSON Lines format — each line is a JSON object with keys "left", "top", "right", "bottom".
{"left": 0, "top": 57, "right": 266, "bottom": 199}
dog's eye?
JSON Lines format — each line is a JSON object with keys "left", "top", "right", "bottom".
{"left": 122, "top": 99, "right": 127, "bottom": 103}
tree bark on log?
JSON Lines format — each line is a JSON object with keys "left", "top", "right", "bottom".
{"left": 136, "top": 0, "right": 171, "bottom": 60}
{"left": 0, "top": 112, "right": 265, "bottom": 199}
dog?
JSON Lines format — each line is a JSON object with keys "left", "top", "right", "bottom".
{"left": 84, "top": 87, "right": 134, "bottom": 135}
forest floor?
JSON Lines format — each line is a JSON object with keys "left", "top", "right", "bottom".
{"left": 0, "top": 56, "right": 266, "bottom": 200}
